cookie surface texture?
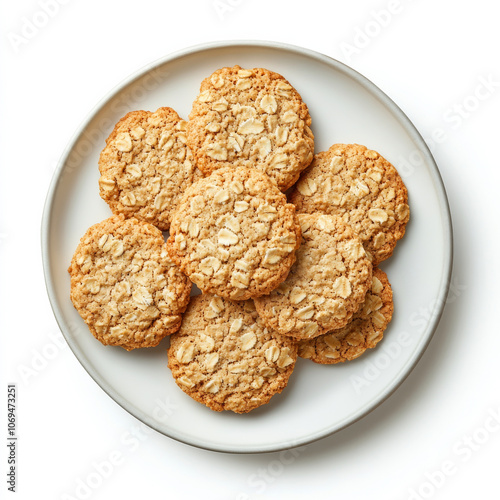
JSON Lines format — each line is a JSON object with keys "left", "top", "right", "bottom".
{"left": 168, "top": 294, "right": 298, "bottom": 413}
{"left": 166, "top": 167, "right": 302, "bottom": 300}
{"left": 290, "top": 143, "right": 410, "bottom": 265}
{"left": 254, "top": 213, "right": 373, "bottom": 340}
{"left": 187, "top": 65, "right": 314, "bottom": 191}
{"left": 298, "top": 267, "right": 393, "bottom": 364}
{"left": 68, "top": 215, "right": 192, "bottom": 350}
{"left": 98, "top": 107, "right": 199, "bottom": 230}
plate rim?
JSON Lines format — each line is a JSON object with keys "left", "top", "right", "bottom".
{"left": 41, "top": 39, "right": 453, "bottom": 454}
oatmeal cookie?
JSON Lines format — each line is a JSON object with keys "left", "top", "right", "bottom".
{"left": 98, "top": 107, "right": 200, "bottom": 230}
{"left": 187, "top": 65, "right": 314, "bottom": 191}
{"left": 298, "top": 267, "right": 393, "bottom": 363}
{"left": 290, "top": 143, "right": 410, "bottom": 265}
{"left": 68, "top": 215, "right": 192, "bottom": 350}
{"left": 254, "top": 213, "right": 372, "bottom": 340}
{"left": 166, "top": 167, "right": 301, "bottom": 300}
{"left": 168, "top": 294, "right": 298, "bottom": 413}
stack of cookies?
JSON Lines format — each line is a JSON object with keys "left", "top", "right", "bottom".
{"left": 68, "top": 65, "right": 410, "bottom": 414}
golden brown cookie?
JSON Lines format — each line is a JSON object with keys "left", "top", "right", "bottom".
{"left": 168, "top": 294, "right": 298, "bottom": 413}
{"left": 68, "top": 215, "right": 192, "bottom": 350}
{"left": 298, "top": 267, "right": 393, "bottom": 364}
{"left": 290, "top": 143, "right": 410, "bottom": 265}
{"left": 166, "top": 167, "right": 301, "bottom": 301}
{"left": 187, "top": 65, "right": 314, "bottom": 191}
{"left": 254, "top": 213, "right": 373, "bottom": 340}
{"left": 98, "top": 107, "right": 200, "bottom": 230}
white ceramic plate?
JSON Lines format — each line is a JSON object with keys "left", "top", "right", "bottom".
{"left": 41, "top": 41, "right": 452, "bottom": 453}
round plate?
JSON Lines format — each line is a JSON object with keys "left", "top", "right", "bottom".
{"left": 41, "top": 40, "right": 452, "bottom": 453}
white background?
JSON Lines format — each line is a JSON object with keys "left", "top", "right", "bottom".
{"left": 1, "top": 1, "right": 499, "bottom": 499}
